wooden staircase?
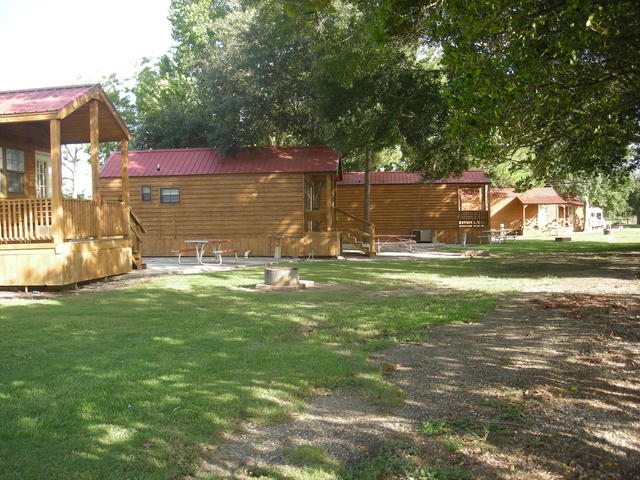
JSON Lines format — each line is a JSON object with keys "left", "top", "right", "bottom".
{"left": 336, "top": 208, "right": 376, "bottom": 256}
{"left": 129, "top": 210, "right": 146, "bottom": 269}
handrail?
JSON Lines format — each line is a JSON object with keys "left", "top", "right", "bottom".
{"left": 335, "top": 207, "right": 374, "bottom": 228}
{"left": 336, "top": 207, "right": 376, "bottom": 255}
{"left": 129, "top": 210, "right": 146, "bottom": 234}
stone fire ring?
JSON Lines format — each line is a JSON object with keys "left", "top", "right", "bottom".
{"left": 255, "top": 266, "right": 315, "bottom": 291}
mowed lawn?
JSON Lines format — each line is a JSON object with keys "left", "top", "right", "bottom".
{"left": 1, "top": 229, "right": 638, "bottom": 480}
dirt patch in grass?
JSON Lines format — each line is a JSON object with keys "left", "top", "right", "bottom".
{"left": 201, "top": 255, "right": 640, "bottom": 479}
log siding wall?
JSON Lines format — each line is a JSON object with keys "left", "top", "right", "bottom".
{"left": 100, "top": 172, "right": 339, "bottom": 257}
{"left": 337, "top": 183, "right": 477, "bottom": 243}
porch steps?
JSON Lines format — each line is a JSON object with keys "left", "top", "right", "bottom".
{"left": 341, "top": 232, "right": 375, "bottom": 256}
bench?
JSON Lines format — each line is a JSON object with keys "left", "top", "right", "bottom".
{"left": 170, "top": 248, "right": 196, "bottom": 264}
{"left": 478, "top": 233, "right": 517, "bottom": 244}
{"left": 212, "top": 249, "right": 251, "bottom": 265}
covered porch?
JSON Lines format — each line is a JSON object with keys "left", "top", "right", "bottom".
{"left": 0, "top": 84, "right": 136, "bottom": 286}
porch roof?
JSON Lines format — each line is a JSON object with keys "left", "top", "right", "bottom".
{"left": 0, "top": 84, "right": 130, "bottom": 143}
{"left": 517, "top": 187, "right": 567, "bottom": 205}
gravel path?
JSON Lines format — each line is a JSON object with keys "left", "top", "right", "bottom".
{"left": 201, "top": 255, "right": 640, "bottom": 479}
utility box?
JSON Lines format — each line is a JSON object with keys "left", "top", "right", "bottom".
{"left": 411, "top": 229, "right": 433, "bottom": 243}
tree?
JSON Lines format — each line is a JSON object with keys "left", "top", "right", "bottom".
{"left": 288, "top": 0, "right": 640, "bottom": 180}
{"left": 62, "top": 145, "right": 87, "bottom": 198}
{"left": 135, "top": 0, "right": 455, "bottom": 221}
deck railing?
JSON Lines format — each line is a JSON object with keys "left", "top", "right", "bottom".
{"left": 0, "top": 198, "right": 53, "bottom": 242}
{"left": 63, "top": 199, "right": 128, "bottom": 240}
{"left": 0, "top": 198, "right": 128, "bottom": 243}
{"left": 458, "top": 210, "right": 489, "bottom": 228}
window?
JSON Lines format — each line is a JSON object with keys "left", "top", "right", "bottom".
{"left": 160, "top": 187, "right": 180, "bottom": 204}
{"left": 304, "top": 180, "right": 324, "bottom": 210}
{"left": 140, "top": 185, "right": 152, "bottom": 202}
{"left": 35, "top": 151, "right": 52, "bottom": 198}
{"left": 6, "top": 149, "right": 25, "bottom": 194}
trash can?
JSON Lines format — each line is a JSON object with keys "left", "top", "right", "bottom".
{"left": 274, "top": 246, "right": 282, "bottom": 258}
{"left": 460, "top": 232, "right": 467, "bottom": 246}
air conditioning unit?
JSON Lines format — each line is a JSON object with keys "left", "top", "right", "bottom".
{"left": 411, "top": 229, "right": 433, "bottom": 243}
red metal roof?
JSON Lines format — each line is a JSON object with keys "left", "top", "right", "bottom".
{"left": 516, "top": 187, "right": 567, "bottom": 205}
{"left": 565, "top": 197, "right": 585, "bottom": 206}
{"left": 490, "top": 187, "right": 518, "bottom": 198}
{"left": 338, "top": 170, "right": 490, "bottom": 185}
{"left": 0, "top": 84, "right": 97, "bottom": 115}
{"left": 100, "top": 146, "right": 341, "bottom": 177}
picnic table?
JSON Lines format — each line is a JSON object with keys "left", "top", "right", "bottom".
{"left": 181, "top": 239, "right": 232, "bottom": 264}
{"left": 479, "top": 229, "right": 517, "bottom": 244}
{"left": 374, "top": 234, "right": 417, "bottom": 252}
{"left": 206, "top": 239, "right": 233, "bottom": 265}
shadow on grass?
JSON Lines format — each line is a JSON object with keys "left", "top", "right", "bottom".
{"left": 1, "top": 240, "right": 638, "bottom": 479}
{"left": 0, "top": 267, "right": 496, "bottom": 480}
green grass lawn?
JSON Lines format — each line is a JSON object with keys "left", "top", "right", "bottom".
{"left": 0, "top": 230, "right": 638, "bottom": 480}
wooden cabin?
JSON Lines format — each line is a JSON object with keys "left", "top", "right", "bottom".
{"left": 98, "top": 146, "right": 341, "bottom": 257}
{"left": 336, "top": 170, "right": 491, "bottom": 244}
{"left": 0, "top": 84, "right": 136, "bottom": 287}
{"left": 490, "top": 187, "right": 585, "bottom": 234}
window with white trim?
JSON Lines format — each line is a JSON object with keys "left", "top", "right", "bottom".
{"left": 140, "top": 185, "right": 152, "bottom": 202}
{"left": 160, "top": 187, "right": 180, "bottom": 204}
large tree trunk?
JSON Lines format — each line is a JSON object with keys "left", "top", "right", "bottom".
{"left": 364, "top": 149, "right": 372, "bottom": 225}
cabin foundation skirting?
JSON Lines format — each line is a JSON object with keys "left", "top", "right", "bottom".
{"left": 0, "top": 239, "right": 132, "bottom": 287}
{"left": 139, "top": 232, "right": 340, "bottom": 257}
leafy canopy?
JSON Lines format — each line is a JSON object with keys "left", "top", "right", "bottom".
{"left": 290, "top": 0, "right": 640, "bottom": 179}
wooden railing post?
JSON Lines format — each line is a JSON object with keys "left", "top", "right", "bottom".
{"left": 50, "top": 119, "right": 64, "bottom": 244}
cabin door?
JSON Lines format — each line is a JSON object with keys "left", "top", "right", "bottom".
{"left": 35, "top": 151, "right": 52, "bottom": 198}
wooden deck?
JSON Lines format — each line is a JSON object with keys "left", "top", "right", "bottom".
{"left": 0, "top": 198, "right": 132, "bottom": 287}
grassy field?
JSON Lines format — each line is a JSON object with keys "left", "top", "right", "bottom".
{"left": 0, "top": 230, "right": 638, "bottom": 480}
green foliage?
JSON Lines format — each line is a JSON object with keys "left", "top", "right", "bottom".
{"left": 134, "top": 1, "right": 458, "bottom": 178}
{"left": 432, "top": 0, "right": 640, "bottom": 178}
{"left": 292, "top": 0, "right": 640, "bottom": 179}
{"left": 419, "top": 420, "right": 451, "bottom": 436}
{"left": 97, "top": 74, "right": 137, "bottom": 163}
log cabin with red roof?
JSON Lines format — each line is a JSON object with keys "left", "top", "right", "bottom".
{"left": 488, "top": 187, "right": 585, "bottom": 234}
{"left": 0, "top": 84, "right": 137, "bottom": 287}
{"left": 336, "top": 170, "right": 492, "bottom": 244}
{"left": 99, "top": 146, "right": 343, "bottom": 257}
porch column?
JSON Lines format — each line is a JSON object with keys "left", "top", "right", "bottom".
{"left": 484, "top": 185, "right": 490, "bottom": 228}
{"left": 120, "top": 140, "right": 130, "bottom": 204}
{"left": 325, "top": 173, "right": 333, "bottom": 231}
{"left": 90, "top": 100, "right": 100, "bottom": 200}
{"left": 50, "top": 119, "right": 64, "bottom": 244}
{"left": 120, "top": 140, "right": 130, "bottom": 239}
{"left": 522, "top": 204, "right": 527, "bottom": 233}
